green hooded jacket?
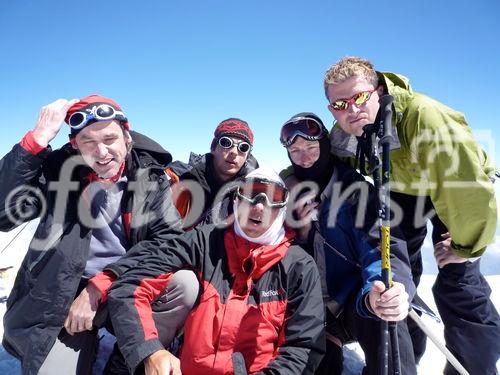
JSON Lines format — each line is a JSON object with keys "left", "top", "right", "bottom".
{"left": 329, "top": 72, "right": 497, "bottom": 257}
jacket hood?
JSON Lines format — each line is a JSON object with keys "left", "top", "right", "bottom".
{"left": 129, "top": 131, "right": 172, "bottom": 166}
{"left": 377, "top": 72, "right": 414, "bottom": 116}
{"left": 330, "top": 71, "right": 411, "bottom": 158}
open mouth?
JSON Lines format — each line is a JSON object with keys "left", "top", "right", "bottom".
{"left": 96, "top": 159, "right": 113, "bottom": 166}
{"left": 249, "top": 217, "right": 262, "bottom": 225}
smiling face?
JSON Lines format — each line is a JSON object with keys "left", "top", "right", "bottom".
{"left": 286, "top": 137, "right": 320, "bottom": 168}
{"left": 326, "top": 75, "right": 383, "bottom": 136}
{"left": 212, "top": 136, "right": 249, "bottom": 181}
{"left": 236, "top": 198, "right": 281, "bottom": 238}
{"left": 74, "top": 120, "right": 132, "bottom": 178}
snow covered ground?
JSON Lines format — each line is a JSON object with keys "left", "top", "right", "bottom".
{"left": 0, "top": 220, "right": 499, "bottom": 374}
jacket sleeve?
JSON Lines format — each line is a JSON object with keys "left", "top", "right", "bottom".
{"left": 0, "top": 141, "right": 50, "bottom": 231}
{"left": 106, "top": 228, "right": 207, "bottom": 374}
{"left": 348, "top": 185, "right": 415, "bottom": 319}
{"left": 279, "top": 165, "right": 295, "bottom": 180}
{"left": 255, "top": 252, "right": 325, "bottom": 374}
{"left": 406, "top": 97, "right": 496, "bottom": 257}
{"left": 353, "top": 215, "right": 415, "bottom": 319}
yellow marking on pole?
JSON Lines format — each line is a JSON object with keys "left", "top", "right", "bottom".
{"left": 381, "top": 225, "right": 391, "bottom": 271}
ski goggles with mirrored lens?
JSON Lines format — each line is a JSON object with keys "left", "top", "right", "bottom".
{"left": 68, "top": 104, "right": 126, "bottom": 129}
{"left": 218, "top": 136, "right": 252, "bottom": 153}
{"left": 236, "top": 177, "right": 289, "bottom": 208}
{"left": 329, "top": 88, "right": 378, "bottom": 111}
{"left": 280, "top": 117, "right": 326, "bottom": 147}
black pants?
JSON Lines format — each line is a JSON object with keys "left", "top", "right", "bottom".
{"left": 392, "top": 191, "right": 500, "bottom": 375}
{"left": 316, "top": 293, "right": 417, "bottom": 375}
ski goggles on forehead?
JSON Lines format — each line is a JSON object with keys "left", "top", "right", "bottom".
{"left": 218, "top": 136, "right": 252, "bottom": 153}
{"left": 280, "top": 117, "right": 325, "bottom": 147}
{"left": 237, "top": 178, "right": 289, "bottom": 208}
{"left": 68, "top": 104, "right": 126, "bottom": 129}
{"left": 329, "top": 88, "right": 378, "bottom": 111}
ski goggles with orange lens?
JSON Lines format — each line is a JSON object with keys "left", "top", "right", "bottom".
{"left": 236, "top": 178, "right": 289, "bottom": 208}
{"left": 280, "top": 117, "right": 325, "bottom": 147}
{"left": 68, "top": 104, "right": 126, "bottom": 129}
{"left": 218, "top": 136, "right": 252, "bottom": 153}
{"left": 329, "top": 88, "right": 378, "bottom": 111}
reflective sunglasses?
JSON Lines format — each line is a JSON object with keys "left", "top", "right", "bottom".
{"left": 280, "top": 117, "right": 325, "bottom": 147}
{"left": 329, "top": 88, "right": 378, "bottom": 111}
{"left": 218, "top": 136, "right": 252, "bottom": 153}
{"left": 236, "top": 177, "right": 289, "bottom": 208}
{"left": 68, "top": 104, "right": 126, "bottom": 129}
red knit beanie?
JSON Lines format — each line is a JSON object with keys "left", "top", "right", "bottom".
{"left": 212, "top": 118, "right": 254, "bottom": 150}
{"left": 65, "top": 94, "right": 129, "bottom": 137}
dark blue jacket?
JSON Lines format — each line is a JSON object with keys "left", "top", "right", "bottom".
{"left": 301, "top": 161, "right": 414, "bottom": 319}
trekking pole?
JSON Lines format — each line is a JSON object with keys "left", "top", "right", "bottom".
{"left": 408, "top": 309, "right": 470, "bottom": 375}
{"left": 0, "top": 221, "right": 30, "bottom": 255}
{"left": 370, "top": 94, "right": 401, "bottom": 375}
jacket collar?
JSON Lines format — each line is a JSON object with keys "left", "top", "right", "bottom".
{"left": 224, "top": 226, "right": 295, "bottom": 280}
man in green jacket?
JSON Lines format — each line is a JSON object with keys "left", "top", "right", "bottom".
{"left": 323, "top": 56, "right": 499, "bottom": 375}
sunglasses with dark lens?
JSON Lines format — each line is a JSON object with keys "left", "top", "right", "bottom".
{"left": 329, "top": 88, "right": 378, "bottom": 111}
{"left": 280, "top": 117, "right": 325, "bottom": 147}
{"left": 237, "top": 178, "right": 289, "bottom": 208}
{"left": 69, "top": 104, "right": 126, "bottom": 129}
{"left": 218, "top": 136, "right": 252, "bottom": 153}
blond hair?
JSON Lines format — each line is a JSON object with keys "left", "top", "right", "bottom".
{"left": 324, "top": 56, "right": 379, "bottom": 100}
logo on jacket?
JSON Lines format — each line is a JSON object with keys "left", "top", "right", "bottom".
{"left": 260, "top": 288, "right": 285, "bottom": 298}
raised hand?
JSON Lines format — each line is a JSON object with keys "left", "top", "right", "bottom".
{"left": 32, "top": 98, "right": 79, "bottom": 147}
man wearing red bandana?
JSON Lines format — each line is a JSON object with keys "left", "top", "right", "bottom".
{"left": 0, "top": 96, "right": 186, "bottom": 374}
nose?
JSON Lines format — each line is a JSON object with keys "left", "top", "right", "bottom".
{"left": 250, "top": 201, "right": 265, "bottom": 214}
{"left": 348, "top": 103, "right": 361, "bottom": 114}
{"left": 300, "top": 151, "right": 312, "bottom": 165}
{"left": 95, "top": 143, "right": 108, "bottom": 158}
{"left": 226, "top": 145, "right": 239, "bottom": 159}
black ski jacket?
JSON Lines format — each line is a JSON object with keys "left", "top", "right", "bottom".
{"left": 0, "top": 131, "right": 182, "bottom": 374}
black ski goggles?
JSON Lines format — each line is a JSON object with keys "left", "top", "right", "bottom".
{"left": 218, "top": 136, "right": 252, "bottom": 153}
{"left": 236, "top": 177, "right": 289, "bottom": 208}
{"left": 280, "top": 117, "right": 326, "bottom": 147}
{"left": 68, "top": 104, "right": 126, "bottom": 129}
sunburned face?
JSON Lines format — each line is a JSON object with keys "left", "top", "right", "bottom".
{"left": 326, "top": 75, "right": 383, "bottom": 136}
{"left": 236, "top": 199, "right": 281, "bottom": 238}
{"left": 74, "top": 120, "right": 131, "bottom": 178}
{"left": 287, "top": 137, "right": 320, "bottom": 168}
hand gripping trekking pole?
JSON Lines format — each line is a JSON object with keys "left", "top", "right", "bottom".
{"left": 368, "top": 94, "right": 401, "bottom": 375}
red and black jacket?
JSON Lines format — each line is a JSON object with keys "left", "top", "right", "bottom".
{"left": 105, "top": 225, "right": 325, "bottom": 374}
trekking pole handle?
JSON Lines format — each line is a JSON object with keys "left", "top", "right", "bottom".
{"left": 378, "top": 95, "right": 394, "bottom": 146}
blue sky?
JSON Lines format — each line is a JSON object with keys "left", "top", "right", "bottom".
{"left": 1, "top": 0, "right": 499, "bottom": 172}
